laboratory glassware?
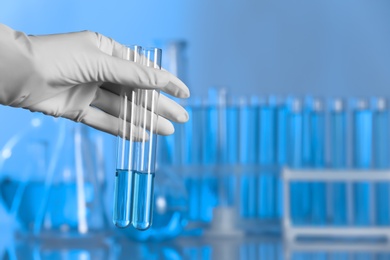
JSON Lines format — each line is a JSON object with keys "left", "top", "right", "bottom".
{"left": 258, "top": 96, "right": 277, "bottom": 219}
{"left": 309, "top": 98, "right": 326, "bottom": 225}
{"left": 221, "top": 93, "right": 239, "bottom": 208}
{"left": 300, "top": 97, "right": 313, "bottom": 223}
{"left": 185, "top": 97, "right": 204, "bottom": 223}
{"left": 113, "top": 45, "right": 143, "bottom": 228}
{"left": 373, "top": 97, "right": 390, "bottom": 225}
{"left": 276, "top": 97, "right": 288, "bottom": 218}
{"left": 199, "top": 89, "right": 219, "bottom": 222}
{"left": 0, "top": 115, "right": 51, "bottom": 231}
{"left": 18, "top": 119, "right": 106, "bottom": 237}
{"left": 239, "top": 96, "right": 259, "bottom": 218}
{"left": 329, "top": 98, "right": 347, "bottom": 225}
{"left": 213, "top": 89, "right": 239, "bottom": 214}
{"left": 352, "top": 98, "right": 373, "bottom": 225}
{"left": 0, "top": 115, "right": 106, "bottom": 237}
{"left": 120, "top": 167, "right": 188, "bottom": 241}
{"left": 287, "top": 98, "right": 304, "bottom": 224}
{"left": 131, "top": 47, "right": 162, "bottom": 230}
{"left": 156, "top": 40, "right": 188, "bottom": 85}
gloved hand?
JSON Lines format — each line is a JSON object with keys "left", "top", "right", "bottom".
{"left": 0, "top": 24, "right": 189, "bottom": 136}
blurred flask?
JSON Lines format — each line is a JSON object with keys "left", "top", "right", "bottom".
{"left": 155, "top": 40, "right": 200, "bottom": 228}
{"left": 1, "top": 118, "right": 108, "bottom": 237}
{"left": 373, "top": 98, "right": 390, "bottom": 225}
{"left": 155, "top": 40, "right": 189, "bottom": 166}
{"left": 155, "top": 40, "right": 188, "bottom": 85}
{"left": 352, "top": 98, "right": 373, "bottom": 226}
{"left": 329, "top": 98, "right": 347, "bottom": 225}
{"left": 0, "top": 114, "right": 57, "bottom": 232}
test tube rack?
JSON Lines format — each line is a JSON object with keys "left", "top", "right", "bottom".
{"left": 282, "top": 168, "right": 390, "bottom": 242}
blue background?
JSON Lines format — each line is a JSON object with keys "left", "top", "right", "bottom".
{"left": 1, "top": 1, "right": 390, "bottom": 254}
{"left": 1, "top": 0, "right": 390, "bottom": 98}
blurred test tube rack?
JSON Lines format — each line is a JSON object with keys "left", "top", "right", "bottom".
{"left": 283, "top": 168, "right": 390, "bottom": 242}
{"left": 157, "top": 89, "right": 390, "bottom": 238}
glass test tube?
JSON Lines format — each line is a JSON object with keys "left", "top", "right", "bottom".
{"left": 300, "top": 97, "right": 312, "bottom": 223}
{"left": 217, "top": 89, "right": 236, "bottom": 207}
{"left": 373, "top": 98, "right": 390, "bottom": 225}
{"left": 113, "top": 45, "right": 143, "bottom": 228}
{"left": 287, "top": 98, "right": 304, "bottom": 224}
{"left": 200, "top": 88, "right": 219, "bottom": 222}
{"left": 258, "top": 97, "right": 276, "bottom": 219}
{"left": 309, "top": 98, "right": 326, "bottom": 225}
{"left": 131, "top": 48, "right": 162, "bottom": 230}
{"left": 225, "top": 95, "right": 239, "bottom": 207}
{"left": 276, "top": 98, "right": 288, "bottom": 218}
{"left": 239, "top": 97, "right": 258, "bottom": 218}
{"left": 352, "top": 99, "right": 373, "bottom": 226}
{"left": 186, "top": 97, "right": 202, "bottom": 221}
{"left": 329, "top": 98, "right": 347, "bottom": 225}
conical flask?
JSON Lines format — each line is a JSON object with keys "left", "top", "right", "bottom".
{"left": 33, "top": 118, "right": 108, "bottom": 237}
{"left": 0, "top": 114, "right": 56, "bottom": 233}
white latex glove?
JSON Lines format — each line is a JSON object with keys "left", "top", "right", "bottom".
{"left": 0, "top": 24, "right": 190, "bottom": 136}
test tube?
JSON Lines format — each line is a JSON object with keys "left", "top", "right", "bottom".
{"left": 309, "top": 98, "right": 326, "bottom": 225}
{"left": 300, "top": 97, "right": 313, "bottom": 223}
{"left": 352, "top": 98, "right": 373, "bottom": 226}
{"left": 287, "top": 97, "right": 304, "bottom": 224}
{"left": 276, "top": 97, "right": 288, "bottom": 218}
{"left": 225, "top": 95, "right": 239, "bottom": 207}
{"left": 239, "top": 96, "right": 259, "bottom": 218}
{"left": 131, "top": 47, "right": 162, "bottom": 230}
{"left": 217, "top": 89, "right": 236, "bottom": 207}
{"left": 200, "top": 88, "right": 219, "bottom": 222}
{"left": 329, "top": 98, "right": 347, "bottom": 225}
{"left": 113, "top": 45, "right": 143, "bottom": 228}
{"left": 186, "top": 97, "right": 202, "bottom": 221}
{"left": 373, "top": 98, "right": 390, "bottom": 225}
{"left": 258, "top": 96, "right": 277, "bottom": 219}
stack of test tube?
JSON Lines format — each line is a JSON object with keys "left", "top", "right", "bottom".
{"left": 157, "top": 90, "right": 390, "bottom": 234}
{"left": 113, "top": 46, "right": 162, "bottom": 230}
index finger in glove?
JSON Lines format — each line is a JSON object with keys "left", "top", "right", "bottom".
{"left": 97, "top": 55, "right": 190, "bottom": 99}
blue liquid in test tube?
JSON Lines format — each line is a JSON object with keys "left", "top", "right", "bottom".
{"left": 131, "top": 89, "right": 160, "bottom": 230}
{"left": 113, "top": 45, "right": 143, "bottom": 228}
{"left": 200, "top": 89, "right": 219, "bottom": 222}
{"left": 374, "top": 98, "right": 390, "bottom": 225}
{"left": 239, "top": 97, "right": 258, "bottom": 218}
{"left": 287, "top": 98, "right": 303, "bottom": 224}
{"left": 300, "top": 97, "right": 313, "bottom": 223}
{"left": 131, "top": 170, "right": 155, "bottom": 230}
{"left": 131, "top": 49, "right": 162, "bottom": 230}
{"left": 220, "top": 95, "right": 239, "bottom": 206}
{"left": 258, "top": 97, "right": 276, "bottom": 219}
{"left": 276, "top": 101, "right": 288, "bottom": 218}
{"left": 353, "top": 99, "right": 373, "bottom": 226}
{"left": 330, "top": 99, "right": 347, "bottom": 225}
{"left": 309, "top": 99, "right": 326, "bottom": 225}
{"left": 114, "top": 169, "right": 133, "bottom": 228}
{"left": 186, "top": 100, "right": 203, "bottom": 221}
